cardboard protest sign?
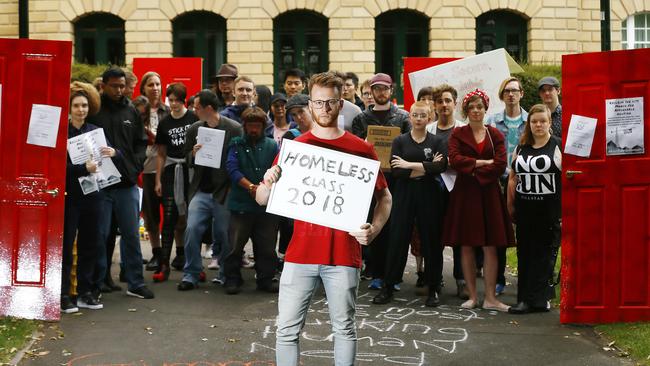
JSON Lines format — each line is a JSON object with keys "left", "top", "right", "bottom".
{"left": 266, "top": 139, "right": 380, "bottom": 233}
{"left": 407, "top": 49, "right": 523, "bottom": 120}
{"left": 366, "top": 125, "right": 401, "bottom": 170}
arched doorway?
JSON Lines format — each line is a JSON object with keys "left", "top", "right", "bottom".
{"left": 173, "top": 11, "right": 227, "bottom": 86}
{"left": 74, "top": 13, "right": 125, "bottom": 65}
{"left": 273, "top": 10, "right": 329, "bottom": 92}
{"left": 476, "top": 10, "right": 528, "bottom": 62}
{"left": 375, "top": 10, "right": 429, "bottom": 104}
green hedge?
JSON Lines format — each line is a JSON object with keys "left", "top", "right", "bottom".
{"left": 71, "top": 63, "right": 112, "bottom": 83}
{"left": 517, "top": 63, "right": 562, "bottom": 111}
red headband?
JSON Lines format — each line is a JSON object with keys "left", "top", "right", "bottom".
{"left": 463, "top": 89, "right": 490, "bottom": 110}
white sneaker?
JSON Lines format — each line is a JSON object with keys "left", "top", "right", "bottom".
{"left": 208, "top": 259, "right": 219, "bottom": 270}
{"left": 77, "top": 293, "right": 103, "bottom": 310}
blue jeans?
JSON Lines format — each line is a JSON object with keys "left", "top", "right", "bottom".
{"left": 183, "top": 192, "right": 230, "bottom": 284}
{"left": 276, "top": 262, "right": 360, "bottom": 366}
{"left": 95, "top": 185, "right": 145, "bottom": 291}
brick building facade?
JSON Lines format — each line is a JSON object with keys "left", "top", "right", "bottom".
{"left": 0, "top": 1, "right": 647, "bottom": 93}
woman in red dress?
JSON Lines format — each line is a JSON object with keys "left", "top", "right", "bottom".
{"left": 442, "top": 89, "right": 515, "bottom": 312}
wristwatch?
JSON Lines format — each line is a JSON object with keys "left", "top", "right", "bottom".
{"left": 248, "top": 183, "right": 255, "bottom": 192}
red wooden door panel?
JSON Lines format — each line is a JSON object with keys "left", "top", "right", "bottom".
{"left": 132, "top": 57, "right": 203, "bottom": 102}
{"left": 561, "top": 48, "right": 650, "bottom": 324}
{"left": 0, "top": 38, "right": 72, "bottom": 321}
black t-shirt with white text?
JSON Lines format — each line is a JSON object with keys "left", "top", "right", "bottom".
{"left": 511, "top": 136, "right": 562, "bottom": 222}
{"left": 155, "top": 110, "right": 198, "bottom": 158}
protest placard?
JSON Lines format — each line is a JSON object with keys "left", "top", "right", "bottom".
{"left": 606, "top": 97, "right": 644, "bottom": 155}
{"left": 266, "top": 139, "right": 380, "bottom": 233}
{"left": 366, "top": 125, "right": 401, "bottom": 170}
{"left": 67, "top": 128, "right": 122, "bottom": 193}
{"left": 407, "top": 49, "right": 522, "bottom": 120}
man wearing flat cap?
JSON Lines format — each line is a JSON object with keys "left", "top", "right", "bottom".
{"left": 211, "top": 63, "right": 238, "bottom": 112}
{"left": 538, "top": 76, "right": 562, "bottom": 140}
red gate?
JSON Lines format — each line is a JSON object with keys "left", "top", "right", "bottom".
{"left": 561, "top": 48, "right": 650, "bottom": 323}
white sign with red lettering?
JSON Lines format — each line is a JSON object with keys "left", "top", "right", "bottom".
{"left": 266, "top": 139, "right": 380, "bottom": 232}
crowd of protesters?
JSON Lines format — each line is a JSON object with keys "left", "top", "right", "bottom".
{"left": 61, "top": 64, "right": 563, "bottom": 326}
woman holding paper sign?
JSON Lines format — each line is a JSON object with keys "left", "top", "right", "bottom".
{"left": 506, "top": 104, "right": 561, "bottom": 314}
{"left": 442, "top": 89, "right": 515, "bottom": 312}
{"left": 62, "top": 82, "right": 117, "bottom": 313}
{"left": 372, "top": 101, "right": 447, "bottom": 307}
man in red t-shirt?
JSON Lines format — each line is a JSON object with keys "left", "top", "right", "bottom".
{"left": 256, "top": 71, "right": 392, "bottom": 366}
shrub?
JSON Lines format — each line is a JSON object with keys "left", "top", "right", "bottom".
{"left": 517, "top": 63, "right": 562, "bottom": 111}
{"left": 71, "top": 63, "right": 111, "bottom": 83}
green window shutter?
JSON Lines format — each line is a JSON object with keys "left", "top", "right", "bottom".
{"left": 173, "top": 11, "right": 227, "bottom": 87}
{"left": 375, "top": 10, "right": 429, "bottom": 105}
{"left": 273, "top": 10, "right": 329, "bottom": 92}
{"left": 74, "top": 13, "right": 125, "bottom": 65}
{"left": 476, "top": 10, "right": 528, "bottom": 63}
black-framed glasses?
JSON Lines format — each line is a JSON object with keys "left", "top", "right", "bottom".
{"left": 310, "top": 99, "right": 340, "bottom": 109}
{"left": 503, "top": 88, "right": 521, "bottom": 94}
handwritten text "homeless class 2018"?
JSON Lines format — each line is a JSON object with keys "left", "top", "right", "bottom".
{"left": 281, "top": 151, "right": 376, "bottom": 216}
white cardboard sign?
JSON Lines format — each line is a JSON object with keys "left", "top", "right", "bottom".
{"left": 407, "top": 49, "right": 512, "bottom": 120}
{"left": 266, "top": 139, "right": 380, "bottom": 233}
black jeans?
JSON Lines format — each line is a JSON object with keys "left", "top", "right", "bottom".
{"left": 160, "top": 164, "right": 188, "bottom": 263}
{"left": 384, "top": 179, "right": 443, "bottom": 290}
{"left": 62, "top": 195, "right": 103, "bottom": 296}
{"left": 516, "top": 220, "right": 560, "bottom": 307}
{"left": 224, "top": 211, "right": 279, "bottom": 286}
{"left": 368, "top": 174, "right": 394, "bottom": 279}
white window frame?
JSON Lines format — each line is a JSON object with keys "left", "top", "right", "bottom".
{"left": 623, "top": 13, "right": 650, "bottom": 49}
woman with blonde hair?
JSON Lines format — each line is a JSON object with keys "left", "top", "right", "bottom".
{"left": 442, "top": 89, "right": 515, "bottom": 312}
{"left": 62, "top": 82, "right": 117, "bottom": 313}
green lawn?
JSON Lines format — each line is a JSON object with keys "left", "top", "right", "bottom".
{"left": 506, "top": 249, "right": 650, "bottom": 365}
{"left": 595, "top": 323, "right": 650, "bottom": 366}
{"left": 0, "top": 317, "right": 39, "bottom": 364}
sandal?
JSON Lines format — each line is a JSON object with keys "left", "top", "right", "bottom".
{"left": 461, "top": 299, "right": 479, "bottom": 309}
{"left": 482, "top": 302, "right": 511, "bottom": 313}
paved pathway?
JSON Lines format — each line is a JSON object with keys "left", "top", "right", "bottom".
{"left": 18, "top": 246, "right": 630, "bottom": 366}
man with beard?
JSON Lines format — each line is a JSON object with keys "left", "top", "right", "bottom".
{"left": 211, "top": 63, "right": 238, "bottom": 111}
{"left": 351, "top": 72, "right": 410, "bottom": 292}
{"left": 223, "top": 106, "right": 280, "bottom": 294}
{"left": 256, "top": 71, "right": 392, "bottom": 366}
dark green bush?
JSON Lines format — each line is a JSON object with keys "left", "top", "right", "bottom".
{"left": 517, "top": 63, "right": 562, "bottom": 111}
{"left": 71, "top": 63, "right": 111, "bottom": 83}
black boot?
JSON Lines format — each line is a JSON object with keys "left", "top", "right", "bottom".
{"left": 104, "top": 275, "right": 122, "bottom": 291}
{"left": 415, "top": 271, "right": 425, "bottom": 288}
{"left": 171, "top": 247, "right": 185, "bottom": 271}
{"left": 145, "top": 247, "right": 162, "bottom": 271}
{"left": 425, "top": 287, "right": 441, "bottom": 307}
{"left": 372, "top": 286, "right": 393, "bottom": 305}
